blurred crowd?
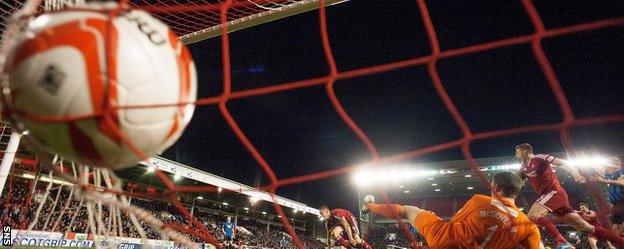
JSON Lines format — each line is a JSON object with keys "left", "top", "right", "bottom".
{"left": 0, "top": 177, "right": 324, "bottom": 248}
{"left": 2, "top": 177, "right": 616, "bottom": 249}
{"left": 366, "top": 226, "right": 412, "bottom": 248}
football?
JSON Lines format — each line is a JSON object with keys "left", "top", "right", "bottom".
{"left": 3, "top": 5, "right": 197, "bottom": 169}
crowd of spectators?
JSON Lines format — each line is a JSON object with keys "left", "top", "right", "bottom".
{"left": 233, "top": 218, "right": 324, "bottom": 248}
{"left": 2, "top": 177, "right": 618, "bottom": 249}
{"left": 539, "top": 225, "right": 617, "bottom": 249}
{"left": 0, "top": 177, "right": 324, "bottom": 248}
{"left": 366, "top": 225, "right": 412, "bottom": 248}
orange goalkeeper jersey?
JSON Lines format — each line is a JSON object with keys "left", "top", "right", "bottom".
{"left": 414, "top": 194, "right": 542, "bottom": 249}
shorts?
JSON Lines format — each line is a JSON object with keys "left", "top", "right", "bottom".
{"left": 330, "top": 223, "right": 360, "bottom": 237}
{"left": 330, "top": 217, "right": 360, "bottom": 236}
{"left": 224, "top": 235, "right": 233, "bottom": 241}
{"left": 535, "top": 189, "right": 573, "bottom": 217}
{"left": 587, "top": 222, "right": 601, "bottom": 239}
{"left": 611, "top": 202, "right": 624, "bottom": 225}
{"left": 413, "top": 211, "right": 455, "bottom": 247}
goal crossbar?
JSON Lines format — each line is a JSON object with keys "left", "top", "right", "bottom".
{"left": 180, "top": 0, "right": 349, "bottom": 45}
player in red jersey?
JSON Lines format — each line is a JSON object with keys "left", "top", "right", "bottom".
{"left": 578, "top": 202, "right": 616, "bottom": 249}
{"left": 319, "top": 206, "right": 373, "bottom": 249}
{"left": 515, "top": 143, "right": 624, "bottom": 249}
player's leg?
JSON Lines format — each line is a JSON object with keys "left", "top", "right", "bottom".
{"left": 331, "top": 226, "right": 351, "bottom": 248}
{"left": 614, "top": 223, "right": 624, "bottom": 236}
{"left": 352, "top": 233, "right": 372, "bottom": 249}
{"left": 588, "top": 236, "right": 598, "bottom": 249}
{"left": 223, "top": 236, "right": 230, "bottom": 247}
{"left": 563, "top": 212, "right": 594, "bottom": 232}
{"left": 614, "top": 223, "right": 622, "bottom": 236}
{"left": 363, "top": 197, "right": 447, "bottom": 247}
{"left": 527, "top": 202, "right": 568, "bottom": 246}
{"left": 364, "top": 202, "right": 424, "bottom": 223}
{"left": 611, "top": 210, "right": 624, "bottom": 236}
{"left": 349, "top": 218, "right": 373, "bottom": 249}
{"left": 228, "top": 237, "right": 234, "bottom": 247}
{"left": 362, "top": 195, "right": 426, "bottom": 225}
{"left": 564, "top": 213, "right": 624, "bottom": 247}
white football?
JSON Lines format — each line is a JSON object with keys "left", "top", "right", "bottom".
{"left": 363, "top": 194, "right": 375, "bottom": 204}
{"left": 4, "top": 5, "right": 197, "bottom": 169}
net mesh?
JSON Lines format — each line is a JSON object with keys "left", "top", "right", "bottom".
{"left": 1, "top": 0, "right": 624, "bottom": 248}
{"left": 131, "top": 0, "right": 305, "bottom": 37}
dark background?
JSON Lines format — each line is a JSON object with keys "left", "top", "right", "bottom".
{"left": 160, "top": 0, "right": 624, "bottom": 214}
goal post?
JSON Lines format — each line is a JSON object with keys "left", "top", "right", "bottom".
{"left": 179, "top": 0, "right": 350, "bottom": 45}
{"left": 0, "top": 129, "right": 21, "bottom": 197}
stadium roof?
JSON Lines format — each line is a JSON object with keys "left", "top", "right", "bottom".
{"left": 354, "top": 153, "right": 612, "bottom": 199}
{"left": 139, "top": 156, "right": 319, "bottom": 215}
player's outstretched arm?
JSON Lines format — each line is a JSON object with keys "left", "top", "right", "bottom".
{"left": 606, "top": 241, "right": 616, "bottom": 249}
{"left": 593, "top": 165, "right": 607, "bottom": 179}
{"left": 595, "top": 176, "right": 624, "bottom": 186}
{"left": 552, "top": 158, "right": 586, "bottom": 183}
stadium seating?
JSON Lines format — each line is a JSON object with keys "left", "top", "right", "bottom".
{"left": 1, "top": 177, "right": 612, "bottom": 248}
{"left": 0, "top": 178, "right": 324, "bottom": 248}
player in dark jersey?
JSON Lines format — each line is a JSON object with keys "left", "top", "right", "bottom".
{"left": 515, "top": 143, "right": 624, "bottom": 249}
{"left": 592, "top": 156, "right": 624, "bottom": 236}
{"left": 578, "top": 202, "right": 616, "bottom": 249}
{"left": 221, "top": 216, "right": 236, "bottom": 248}
{"left": 319, "top": 206, "right": 372, "bottom": 249}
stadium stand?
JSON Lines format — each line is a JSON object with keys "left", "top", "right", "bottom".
{"left": 0, "top": 176, "right": 324, "bottom": 248}
{"left": 365, "top": 216, "right": 615, "bottom": 249}
{"left": 366, "top": 226, "right": 411, "bottom": 249}
{"left": 3, "top": 149, "right": 620, "bottom": 249}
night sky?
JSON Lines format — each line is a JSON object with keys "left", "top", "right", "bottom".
{"left": 161, "top": 0, "right": 624, "bottom": 214}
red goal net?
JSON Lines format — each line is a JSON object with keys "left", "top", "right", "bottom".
{"left": 1, "top": 0, "right": 623, "bottom": 248}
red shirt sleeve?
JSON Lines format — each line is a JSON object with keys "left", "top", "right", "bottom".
{"left": 332, "top": 209, "right": 353, "bottom": 220}
{"left": 532, "top": 155, "right": 552, "bottom": 173}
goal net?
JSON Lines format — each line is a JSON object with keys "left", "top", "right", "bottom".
{"left": 1, "top": 0, "right": 623, "bottom": 248}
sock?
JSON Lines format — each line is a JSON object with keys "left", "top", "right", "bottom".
{"left": 360, "top": 240, "right": 373, "bottom": 249}
{"left": 336, "top": 237, "right": 351, "bottom": 248}
{"left": 367, "top": 203, "right": 403, "bottom": 219}
{"left": 594, "top": 226, "right": 624, "bottom": 247}
{"left": 535, "top": 217, "right": 567, "bottom": 245}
